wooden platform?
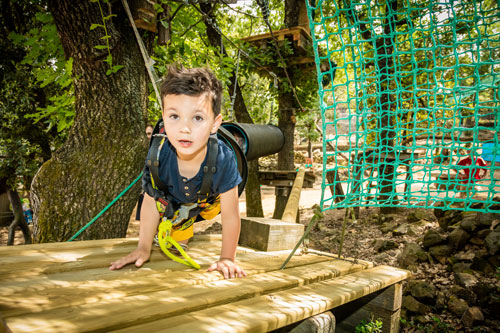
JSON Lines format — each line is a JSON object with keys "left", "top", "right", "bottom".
{"left": 241, "top": 26, "right": 316, "bottom": 72}
{"left": 258, "top": 170, "right": 316, "bottom": 188}
{"left": 0, "top": 235, "right": 410, "bottom": 332}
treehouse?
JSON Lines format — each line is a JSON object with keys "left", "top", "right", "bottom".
{"left": 239, "top": 0, "right": 328, "bottom": 77}
{"left": 241, "top": 25, "right": 315, "bottom": 70}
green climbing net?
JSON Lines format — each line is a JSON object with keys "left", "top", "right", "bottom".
{"left": 307, "top": 0, "right": 500, "bottom": 213}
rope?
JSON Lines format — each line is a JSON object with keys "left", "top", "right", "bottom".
{"left": 280, "top": 206, "right": 323, "bottom": 270}
{"left": 121, "top": 0, "right": 163, "bottom": 112}
{"left": 67, "top": 172, "right": 143, "bottom": 241}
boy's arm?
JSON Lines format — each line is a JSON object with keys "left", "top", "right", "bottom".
{"left": 110, "top": 193, "right": 160, "bottom": 270}
{"left": 207, "top": 186, "right": 246, "bottom": 279}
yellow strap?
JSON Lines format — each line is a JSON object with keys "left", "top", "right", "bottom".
{"left": 157, "top": 219, "right": 200, "bottom": 270}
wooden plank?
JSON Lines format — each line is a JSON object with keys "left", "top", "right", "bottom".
{"left": 0, "top": 238, "right": 139, "bottom": 256}
{"left": 0, "top": 238, "right": 230, "bottom": 280}
{"left": 3, "top": 260, "right": 372, "bottom": 332}
{"left": 111, "top": 265, "right": 410, "bottom": 333}
{"left": 258, "top": 170, "right": 315, "bottom": 188}
{"left": 282, "top": 167, "right": 306, "bottom": 223}
{"left": 0, "top": 253, "right": 338, "bottom": 318}
{"left": 0, "top": 250, "right": 337, "bottom": 299}
{"left": 241, "top": 27, "right": 311, "bottom": 44}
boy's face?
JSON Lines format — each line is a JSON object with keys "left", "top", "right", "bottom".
{"left": 162, "top": 93, "right": 222, "bottom": 161}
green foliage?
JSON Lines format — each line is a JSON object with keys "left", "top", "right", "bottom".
{"left": 296, "top": 111, "right": 321, "bottom": 143}
{"left": 148, "top": 0, "right": 319, "bottom": 125}
{"left": 1, "top": 2, "right": 68, "bottom": 191}
{"left": 89, "top": 0, "right": 124, "bottom": 75}
{"left": 355, "top": 318, "right": 383, "bottom": 333}
{"left": 8, "top": 11, "right": 75, "bottom": 133}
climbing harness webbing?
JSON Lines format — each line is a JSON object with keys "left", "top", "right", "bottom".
{"left": 157, "top": 218, "right": 200, "bottom": 269}
{"left": 146, "top": 120, "right": 219, "bottom": 268}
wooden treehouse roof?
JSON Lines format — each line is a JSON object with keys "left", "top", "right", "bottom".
{"left": 0, "top": 235, "right": 410, "bottom": 332}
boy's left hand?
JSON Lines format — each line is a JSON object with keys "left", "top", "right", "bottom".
{"left": 208, "top": 258, "right": 246, "bottom": 279}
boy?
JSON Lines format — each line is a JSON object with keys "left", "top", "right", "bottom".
{"left": 110, "top": 65, "right": 246, "bottom": 279}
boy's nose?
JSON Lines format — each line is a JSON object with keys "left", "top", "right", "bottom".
{"left": 180, "top": 120, "right": 191, "bottom": 133}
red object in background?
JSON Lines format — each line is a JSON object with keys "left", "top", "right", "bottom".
{"left": 457, "top": 156, "right": 488, "bottom": 183}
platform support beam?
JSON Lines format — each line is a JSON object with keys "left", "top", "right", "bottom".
{"left": 332, "top": 283, "right": 403, "bottom": 333}
{"left": 289, "top": 311, "right": 335, "bottom": 333}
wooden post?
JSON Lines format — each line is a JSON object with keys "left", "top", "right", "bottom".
{"left": 332, "top": 283, "right": 403, "bottom": 333}
{"left": 238, "top": 217, "right": 304, "bottom": 251}
{"left": 281, "top": 166, "right": 306, "bottom": 223}
{"left": 298, "top": 0, "right": 311, "bottom": 35}
{"left": 326, "top": 169, "right": 345, "bottom": 204}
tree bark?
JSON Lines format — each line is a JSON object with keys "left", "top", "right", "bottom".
{"left": 0, "top": 193, "right": 13, "bottom": 227}
{"left": 7, "top": 189, "right": 31, "bottom": 245}
{"left": 272, "top": 0, "right": 302, "bottom": 219}
{"left": 377, "top": 0, "right": 399, "bottom": 214}
{"left": 0, "top": 179, "right": 13, "bottom": 227}
{"left": 31, "top": 0, "right": 150, "bottom": 242}
{"left": 200, "top": 3, "right": 264, "bottom": 217}
{"left": 273, "top": 90, "right": 297, "bottom": 219}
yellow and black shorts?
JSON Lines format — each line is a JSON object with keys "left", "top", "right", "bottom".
{"left": 157, "top": 195, "right": 221, "bottom": 242}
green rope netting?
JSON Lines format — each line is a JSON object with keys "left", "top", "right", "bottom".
{"left": 306, "top": 0, "right": 500, "bottom": 213}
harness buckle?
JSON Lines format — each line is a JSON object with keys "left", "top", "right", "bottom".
{"left": 172, "top": 203, "right": 198, "bottom": 227}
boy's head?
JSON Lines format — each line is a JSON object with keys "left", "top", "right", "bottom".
{"left": 160, "top": 64, "right": 223, "bottom": 118}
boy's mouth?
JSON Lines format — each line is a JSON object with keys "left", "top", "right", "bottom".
{"left": 178, "top": 140, "right": 193, "bottom": 148}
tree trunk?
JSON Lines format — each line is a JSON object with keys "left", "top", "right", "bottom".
{"left": 0, "top": 192, "right": 13, "bottom": 227}
{"left": 377, "top": 0, "right": 398, "bottom": 214}
{"left": 200, "top": 3, "right": 264, "bottom": 217}
{"left": 7, "top": 189, "right": 31, "bottom": 245}
{"left": 273, "top": 90, "right": 297, "bottom": 219}
{"left": 272, "top": 0, "right": 301, "bottom": 219}
{"left": 31, "top": 0, "right": 150, "bottom": 242}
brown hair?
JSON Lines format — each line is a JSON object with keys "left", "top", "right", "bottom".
{"left": 160, "top": 64, "right": 223, "bottom": 117}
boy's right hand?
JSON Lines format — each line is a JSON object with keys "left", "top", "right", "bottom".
{"left": 109, "top": 247, "right": 150, "bottom": 270}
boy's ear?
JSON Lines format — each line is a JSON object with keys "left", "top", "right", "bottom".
{"left": 211, "top": 113, "right": 223, "bottom": 134}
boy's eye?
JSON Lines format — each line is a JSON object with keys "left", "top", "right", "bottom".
{"left": 194, "top": 115, "right": 204, "bottom": 122}
{"left": 169, "top": 114, "right": 179, "bottom": 120}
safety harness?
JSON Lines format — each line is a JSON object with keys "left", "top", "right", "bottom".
{"left": 145, "top": 120, "right": 220, "bottom": 269}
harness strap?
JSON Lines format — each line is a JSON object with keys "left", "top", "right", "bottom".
{"left": 198, "top": 134, "right": 219, "bottom": 200}
{"left": 147, "top": 134, "right": 170, "bottom": 192}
